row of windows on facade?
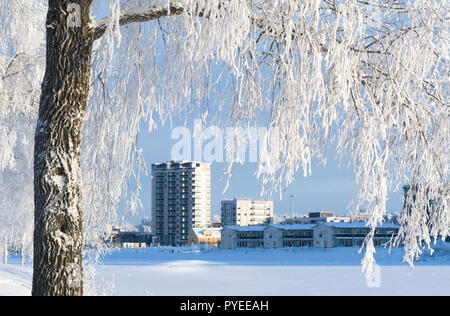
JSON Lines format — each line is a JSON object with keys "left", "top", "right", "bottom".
{"left": 232, "top": 230, "right": 395, "bottom": 240}
{"left": 154, "top": 203, "right": 209, "bottom": 208}
{"left": 156, "top": 211, "right": 207, "bottom": 215}
{"left": 154, "top": 178, "right": 210, "bottom": 183}
{"left": 281, "top": 231, "right": 313, "bottom": 238}
{"left": 260, "top": 241, "right": 314, "bottom": 247}
{"left": 234, "top": 230, "right": 394, "bottom": 239}
{"left": 154, "top": 185, "right": 208, "bottom": 191}
{"left": 154, "top": 212, "right": 196, "bottom": 216}
{"left": 155, "top": 220, "right": 192, "bottom": 226}
{"left": 163, "top": 234, "right": 188, "bottom": 240}
{"left": 154, "top": 182, "right": 210, "bottom": 187}
{"left": 235, "top": 239, "right": 386, "bottom": 248}
{"left": 225, "top": 212, "right": 272, "bottom": 217}
{"left": 155, "top": 189, "right": 210, "bottom": 194}
{"left": 154, "top": 216, "right": 208, "bottom": 221}
{"left": 155, "top": 188, "right": 210, "bottom": 194}
{"left": 155, "top": 197, "right": 210, "bottom": 202}
{"left": 237, "top": 241, "right": 264, "bottom": 247}
{"left": 156, "top": 213, "right": 208, "bottom": 218}
{"left": 222, "top": 206, "right": 271, "bottom": 210}
{"left": 154, "top": 173, "right": 196, "bottom": 177}
{"left": 154, "top": 176, "right": 210, "bottom": 181}
{"left": 154, "top": 209, "right": 207, "bottom": 214}
{"left": 153, "top": 168, "right": 210, "bottom": 174}
{"left": 154, "top": 182, "right": 210, "bottom": 188}
{"left": 156, "top": 190, "right": 210, "bottom": 196}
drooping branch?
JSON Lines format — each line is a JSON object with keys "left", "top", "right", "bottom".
{"left": 91, "top": 2, "right": 265, "bottom": 42}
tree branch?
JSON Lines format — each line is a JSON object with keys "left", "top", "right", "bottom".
{"left": 92, "top": 4, "right": 184, "bottom": 41}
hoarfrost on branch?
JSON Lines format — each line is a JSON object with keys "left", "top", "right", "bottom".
{"left": 0, "top": 0, "right": 448, "bottom": 274}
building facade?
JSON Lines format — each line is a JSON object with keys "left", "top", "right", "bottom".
{"left": 220, "top": 222, "right": 399, "bottom": 249}
{"left": 264, "top": 224, "right": 315, "bottom": 248}
{"left": 221, "top": 199, "right": 273, "bottom": 227}
{"left": 106, "top": 227, "right": 153, "bottom": 248}
{"left": 220, "top": 226, "right": 266, "bottom": 249}
{"left": 188, "top": 228, "right": 222, "bottom": 247}
{"left": 151, "top": 161, "right": 211, "bottom": 246}
{"left": 313, "top": 222, "right": 399, "bottom": 248}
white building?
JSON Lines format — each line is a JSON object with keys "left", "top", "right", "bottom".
{"left": 220, "top": 225, "right": 266, "bottom": 249}
{"left": 313, "top": 222, "right": 400, "bottom": 248}
{"left": 221, "top": 199, "right": 273, "bottom": 227}
{"left": 188, "top": 227, "right": 222, "bottom": 247}
{"left": 151, "top": 161, "right": 211, "bottom": 246}
{"left": 264, "top": 224, "right": 315, "bottom": 248}
{"left": 220, "top": 222, "right": 399, "bottom": 249}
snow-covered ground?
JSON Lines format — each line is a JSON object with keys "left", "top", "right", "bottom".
{"left": 0, "top": 264, "right": 32, "bottom": 296}
{"left": 1, "top": 244, "right": 449, "bottom": 296}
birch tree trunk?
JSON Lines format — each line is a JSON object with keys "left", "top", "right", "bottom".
{"left": 31, "top": 0, "right": 180, "bottom": 296}
{"left": 32, "top": 0, "right": 93, "bottom": 296}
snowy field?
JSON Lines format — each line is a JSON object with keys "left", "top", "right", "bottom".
{"left": 1, "top": 244, "right": 449, "bottom": 296}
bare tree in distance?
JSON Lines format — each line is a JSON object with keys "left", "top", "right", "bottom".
{"left": 0, "top": 0, "right": 448, "bottom": 296}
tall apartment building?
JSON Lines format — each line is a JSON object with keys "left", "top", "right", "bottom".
{"left": 221, "top": 199, "right": 273, "bottom": 226}
{"left": 151, "top": 161, "right": 211, "bottom": 246}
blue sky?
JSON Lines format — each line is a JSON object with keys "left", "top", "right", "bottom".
{"left": 89, "top": 3, "right": 404, "bottom": 223}
{"left": 130, "top": 116, "right": 404, "bottom": 223}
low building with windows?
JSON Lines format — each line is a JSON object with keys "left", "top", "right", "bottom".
{"left": 188, "top": 228, "right": 222, "bottom": 247}
{"left": 220, "top": 225, "right": 266, "bottom": 249}
{"left": 106, "top": 227, "right": 153, "bottom": 248}
{"left": 264, "top": 224, "right": 315, "bottom": 248}
{"left": 220, "top": 222, "right": 400, "bottom": 249}
{"left": 313, "top": 222, "right": 400, "bottom": 248}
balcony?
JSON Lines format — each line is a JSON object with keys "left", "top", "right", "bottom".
{"left": 282, "top": 236, "right": 313, "bottom": 240}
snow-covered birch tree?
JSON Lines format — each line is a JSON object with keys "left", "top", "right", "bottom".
{"left": 0, "top": 0, "right": 448, "bottom": 296}
{"left": 0, "top": 1, "right": 44, "bottom": 265}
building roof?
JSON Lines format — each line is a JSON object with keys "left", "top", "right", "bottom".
{"left": 322, "top": 222, "right": 399, "bottom": 229}
{"left": 223, "top": 225, "right": 267, "bottom": 232}
{"left": 192, "top": 228, "right": 222, "bottom": 238}
{"left": 152, "top": 161, "right": 210, "bottom": 169}
{"left": 221, "top": 198, "right": 273, "bottom": 203}
{"left": 269, "top": 224, "right": 317, "bottom": 230}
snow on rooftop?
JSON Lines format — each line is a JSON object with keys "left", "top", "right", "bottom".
{"left": 192, "top": 227, "right": 222, "bottom": 238}
{"left": 223, "top": 225, "right": 267, "bottom": 232}
{"left": 269, "top": 224, "right": 317, "bottom": 230}
{"left": 322, "top": 222, "right": 399, "bottom": 229}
